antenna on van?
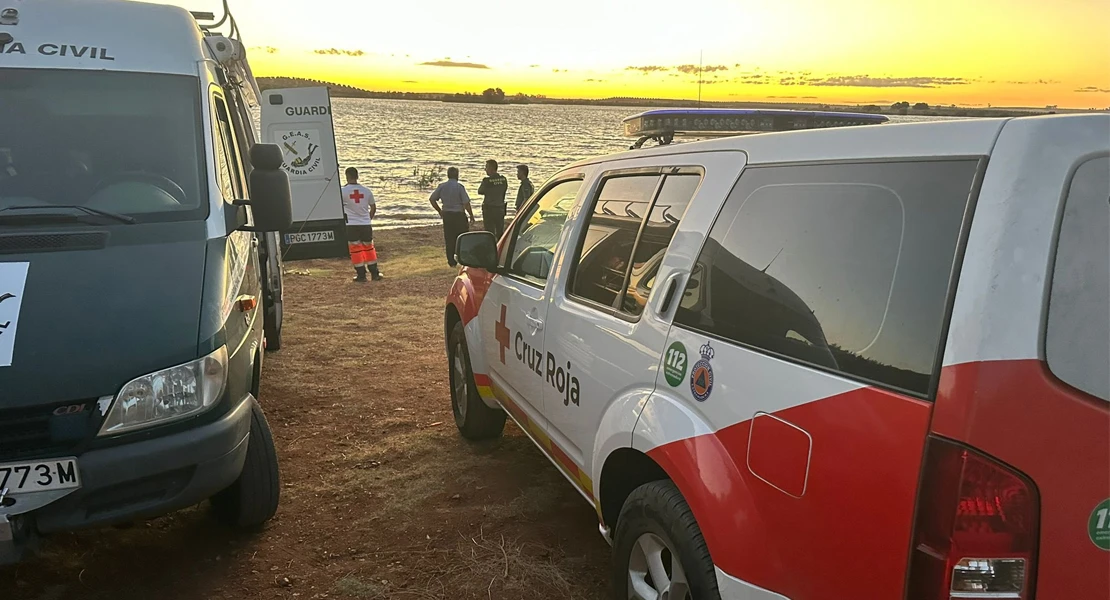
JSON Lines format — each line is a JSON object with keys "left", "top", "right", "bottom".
{"left": 697, "top": 50, "right": 703, "bottom": 109}
{"left": 761, "top": 247, "right": 784, "bottom": 273}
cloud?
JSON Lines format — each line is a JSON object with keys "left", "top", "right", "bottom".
{"left": 552, "top": 68, "right": 567, "bottom": 73}
{"left": 419, "top": 60, "right": 490, "bottom": 69}
{"left": 585, "top": 78, "right": 606, "bottom": 83}
{"left": 702, "top": 65, "right": 728, "bottom": 73}
{"left": 675, "top": 65, "right": 699, "bottom": 74}
{"left": 626, "top": 65, "right": 668, "bottom": 73}
{"left": 799, "top": 75, "right": 971, "bottom": 88}
{"left": 736, "top": 74, "right": 773, "bottom": 85}
{"left": 402, "top": 80, "right": 419, "bottom": 84}
{"left": 1075, "top": 86, "right": 1110, "bottom": 93}
{"left": 529, "top": 64, "right": 540, "bottom": 68}
{"left": 313, "top": 48, "right": 365, "bottom": 57}
{"left": 251, "top": 46, "right": 279, "bottom": 54}
{"left": 1007, "top": 79, "right": 1060, "bottom": 85}
{"left": 767, "top": 95, "right": 819, "bottom": 99}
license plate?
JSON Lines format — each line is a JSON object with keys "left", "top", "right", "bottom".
{"left": 284, "top": 231, "right": 335, "bottom": 245}
{"left": 0, "top": 458, "right": 80, "bottom": 494}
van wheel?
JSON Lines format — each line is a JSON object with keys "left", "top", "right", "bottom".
{"left": 211, "top": 399, "right": 281, "bottom": 529}
{"left": 448, "top": 320, "right": 505, "bottom": 440}
{"left": 612, "top": 481, "right": 720, "bottom": 600}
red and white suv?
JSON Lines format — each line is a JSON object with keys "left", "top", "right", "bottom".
{"left": 445, "top": 114, "right": 1109, "bottom": 600}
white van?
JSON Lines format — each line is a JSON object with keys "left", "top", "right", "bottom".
{"left": 445, "top": 113, "right": 1109, "bottom": 599}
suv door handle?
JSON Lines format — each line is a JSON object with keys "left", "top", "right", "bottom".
{"left": 655, "top": 271, "right": 683, "bottom": 316}
{"left": 525, "top": 314, "right": 544, "bottom": 332}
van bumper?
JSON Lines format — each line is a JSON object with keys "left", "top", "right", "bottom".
{"left": 30, "top": 393, "right": 254, "bottom": 533}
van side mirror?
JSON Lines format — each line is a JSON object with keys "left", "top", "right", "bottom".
{"left": 246, "top": 144, "right": 293, "bottom": 232}
{"left": 455, "top": 231, "right": 499, "bottom": 271}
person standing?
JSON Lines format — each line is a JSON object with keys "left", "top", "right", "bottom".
{"left": 429, "top": 166, "right": 476, "bottom": 267}
{"left": 477, "top": 159, "right": 508, "bottom": 239}
{"left": 515, "top": 164, "right": 534, "bottom": 211}
{"left": 341, "top": 167, "right": 383, "bottom": 282}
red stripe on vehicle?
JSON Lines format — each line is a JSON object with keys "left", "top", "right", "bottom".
{"left": 646, "top": 385, "right": 932, "bottom": 599}
{"left": 932, "top": 359, "right": 1110, "bottom": 598}
{"left": 447, "top": 268, "right": 495, "bottom": 325}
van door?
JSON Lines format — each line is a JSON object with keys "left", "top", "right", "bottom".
{"left": 642, "top": 158, "right": 983, "bottom": 598}
{"left": 260, "top": 87, "right": 342, "bottom": 260}
{"left": 477, "top": 178, "right": 583, "bottom": 443}
{"left": 541, "top": 153, "right": 744, "bottom": 503}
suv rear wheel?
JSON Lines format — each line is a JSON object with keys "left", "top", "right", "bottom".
{"left": 448, "top": 320, "right": 505, "bottom": 440}
{"left": 612, "top": 481, "right": 720, "bottom": 600}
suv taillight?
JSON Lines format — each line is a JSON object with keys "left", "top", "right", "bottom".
{"left": 907, "top": 436, "right": 1039, "bottom": 600}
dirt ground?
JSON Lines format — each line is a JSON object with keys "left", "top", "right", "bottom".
{"left": 0, "top": 227, "right": 611, "bottom": 600}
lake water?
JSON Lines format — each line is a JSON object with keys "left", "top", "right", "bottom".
{"left": 304, "top": 98, "right": 953, "bottom": 228}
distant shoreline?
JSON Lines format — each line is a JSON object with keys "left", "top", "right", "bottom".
{"left": 255, "top": 76, "right": 1097, "bottom": 119}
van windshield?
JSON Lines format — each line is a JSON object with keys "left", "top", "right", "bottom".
{"left": 0, "top": 69, "right": 207, "bottom": 222}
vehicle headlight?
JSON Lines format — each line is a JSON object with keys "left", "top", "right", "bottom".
{"left": 98, "top": 346, "right": 229, "bottom": 436}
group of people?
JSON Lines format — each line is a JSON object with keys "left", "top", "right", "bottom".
{"left": 429, "top": 160, "right": 534, "bottom": 267}
{"left": 337, "top": 160, "right": 535, "bottom": 282}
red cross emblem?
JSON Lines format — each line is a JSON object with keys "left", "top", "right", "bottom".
{"left": 495, "top": 304, "right": 511, "bottom": 364}
{"left": 349, "top": 189, "right": 364, "bottom": 203}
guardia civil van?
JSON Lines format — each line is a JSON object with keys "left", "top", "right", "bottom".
{"left": 0, "top": 0, "right": 305, "bottom": 563}
{"left": 445, "top": 110, "right": 1110, "bottom": 599}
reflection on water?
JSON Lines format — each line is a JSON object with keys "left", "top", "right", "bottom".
{"left": 256, "top": 98, "right": 952, "bottom": 228}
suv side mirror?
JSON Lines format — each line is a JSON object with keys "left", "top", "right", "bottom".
{"left": 246, "top": 144, "right": 293, "bottom": 232}
{"left": 455, "top": 231, "right": 499, "bottom": 270}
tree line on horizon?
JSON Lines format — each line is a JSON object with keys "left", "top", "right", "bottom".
{"left": 255, "top": 77, "right": 1058, "bottom": 117}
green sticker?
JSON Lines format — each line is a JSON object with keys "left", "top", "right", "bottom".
{"left": 663, "top": 342, "right": 688, "bottom": 387}
{"left": 1089, "top": 499, "right": 1110, "bottom": 550}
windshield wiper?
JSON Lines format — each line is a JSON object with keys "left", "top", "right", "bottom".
{"left": 0, "top": 205, "right": 136, "bottom": 224}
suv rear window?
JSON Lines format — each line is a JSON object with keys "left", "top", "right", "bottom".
{"left": 674, "top": 159, "right": 980, "bottom": 397}
{"left": 1046, "top": 156, "right": 1109, "bottom": 402}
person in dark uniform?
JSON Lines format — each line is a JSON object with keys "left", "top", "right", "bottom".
{"left": 515, "top": 164, "right": 534, "bottom": 211}
{"left": 477, "top": 159, "right": 508, "bottom": 239}
{"left": 429, "top": 166, "right": 476, "bottom": 267}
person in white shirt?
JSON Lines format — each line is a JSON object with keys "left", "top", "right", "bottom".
{"left": 341, "top": 167, "right": 382, "bottom": 282}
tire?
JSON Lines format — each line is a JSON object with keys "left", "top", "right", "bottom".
{"left": 612, "top": 481, "right": 720, "bottom": 600}
{"left": 448, "top": 320, "right": 505, "bottom": 440}
{"left": 211, "top": 399, "right": 281, "bottom": 529}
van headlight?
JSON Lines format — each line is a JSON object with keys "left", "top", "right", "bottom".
{"left": 98, "top": 346, "right": 229, "bottom": 436}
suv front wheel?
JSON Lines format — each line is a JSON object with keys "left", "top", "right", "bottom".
{"left": 612, "top": 480, "right": 721, "bottom": 600}
{"left": 448, "top": 320, "right": 505, "bottom": 440}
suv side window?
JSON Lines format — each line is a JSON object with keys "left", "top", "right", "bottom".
{"left": 569, "top": 172, "right": 701, "bottom": 317}
{"left": 674, "top": 160, "right": 980, "bottom": 397}
{"left": 1047, "top": 156, "right": 1109, "bottom": 401}
{"left": 503, "top": 179, "right": 582, "bottom": 285}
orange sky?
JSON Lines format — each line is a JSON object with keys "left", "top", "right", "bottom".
{"left": 175, "top": 0, "right": 1109, "bottom": 108}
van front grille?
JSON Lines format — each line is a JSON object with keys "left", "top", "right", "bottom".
{"left": 0, "top": 401, "right": 100, "bottom": 461}
{"left": 0, "top": 232, "right": 108, "bottom": 255}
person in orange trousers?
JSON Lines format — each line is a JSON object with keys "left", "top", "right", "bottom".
{"left": 340, "top": 167, "right": 383, "bottom": 282}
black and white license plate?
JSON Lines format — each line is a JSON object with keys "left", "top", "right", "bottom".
{"left": 284, "top": 231, "right": 335, "bottom": 245}
{"left": 0, "top": 458, "right": 80, "bottom": 494}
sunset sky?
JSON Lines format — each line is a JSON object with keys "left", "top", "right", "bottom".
{"left": 173, "top": 0, "right": 1109, "bottom": 108}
